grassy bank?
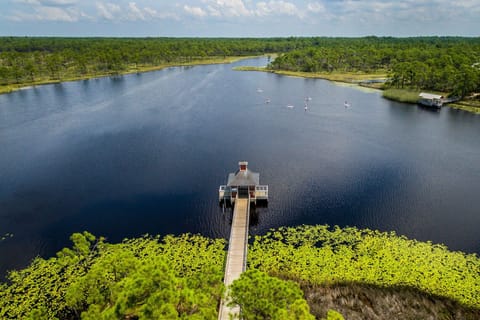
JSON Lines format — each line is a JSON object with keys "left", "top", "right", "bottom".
{"left": 0, "top": 56, "right": 254, "bottom": 95}
{"left": 234, "top": 66, "right": 388, "bottom": 85}
{"left": 382, "top": 88, "right": 421, "bottom": 104}
{"left": 449, "top": 100, "right": 480, "bottom": 114}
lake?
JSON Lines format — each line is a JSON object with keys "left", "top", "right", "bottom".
{"left": 1, "top": 57, "right": 479, "bottom": 276}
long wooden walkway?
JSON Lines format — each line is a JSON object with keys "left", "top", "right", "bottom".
{"left": 218, "top": 198, "right": 250, "bottom": 320}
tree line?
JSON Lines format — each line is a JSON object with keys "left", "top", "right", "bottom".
{"left": 1, "top": 37, "right": 479, "bottom": 98}
{"left": 0, "top": 37, "right": 315, "bottom": 86}
{"left": 269, "top": 37, "right": 480, "bottom": 97}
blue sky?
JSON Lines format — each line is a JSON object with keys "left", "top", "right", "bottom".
{"left": 1, "top": 0, "right": 479, "bottom": 37}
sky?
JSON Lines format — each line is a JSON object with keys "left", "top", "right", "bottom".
{"left": 1, "top": 0, "right": 479, "bottom": 37}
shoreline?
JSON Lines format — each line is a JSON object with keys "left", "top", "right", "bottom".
{"left": 448, "top": 101, "right": 480, "bottom": 114}
{"left": 0, "top": 55, "right": 259, "bottom": 95}
{"left": 3, "top": 59, "right": 478, "bottom": 115}
{"left": 234, "top": 66, "right": 480, "bottom": 114}
{"left": 233, "top": 66, "right": 387, "bottom": 89}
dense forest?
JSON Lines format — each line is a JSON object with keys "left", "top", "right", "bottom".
{"left": 0, "top": 37, "right": 314, "bottom": 87}
{"left": 1, "top": 37, "right": 479, "bottom": 99}
{"left": 269, "top": 37, "right": 480, "bottom": 97}
{"left": 1, "top": 226, "right": 479, "bottom": 319}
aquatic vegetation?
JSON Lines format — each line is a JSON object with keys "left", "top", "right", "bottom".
{"left": 1, "top": 225, "right": 479, "bottom": 319}
{"left": 0, "top": 232, "right": 226, "bottom": 319}
{"left": 249, "top": 225, "right": 480, "bottom": 308}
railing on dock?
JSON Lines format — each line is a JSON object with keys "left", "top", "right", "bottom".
{"left": 218, "top": 161, "right": 268, "bottom": 319}
{"left": 218, "top": 195, "right": 250, "bottom": 320}
{"left": 219, "top": 185, "right": 268, "bottom": 205}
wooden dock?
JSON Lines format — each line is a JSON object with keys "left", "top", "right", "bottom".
{"left": 218, "top": 162, "right": 267, "bottom": 319}
{"left": 218, "top": 197, "right": 250, "bottom": 320}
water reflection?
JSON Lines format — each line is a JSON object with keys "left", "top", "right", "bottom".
{"left": 417, "top": 104, "right": 441, "bottom": 114}
{"left": 0, "top": 58, "right": 479, "bottom": 278}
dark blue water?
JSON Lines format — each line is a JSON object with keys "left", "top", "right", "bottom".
{"left": 1, "top": 57, "right": 480, "bottom": 276}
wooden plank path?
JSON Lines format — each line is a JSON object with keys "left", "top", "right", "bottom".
{"left": 218, "top": 198, "right": 250, "bottom": 320}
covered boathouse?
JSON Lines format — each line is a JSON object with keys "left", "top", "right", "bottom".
{"left": 418, "top": 92, "right": 444, "bottom": 108}
{"left": 219, "top": 161, "right": 268, "bottom": 205}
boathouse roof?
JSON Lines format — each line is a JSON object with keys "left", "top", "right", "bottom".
{"left": 419, "top": 92, "right": 443, "bottom": 100}
{"left": 227, "top": 161, "right": 260, "bottom": 186}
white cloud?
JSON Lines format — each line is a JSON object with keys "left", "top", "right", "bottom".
{"left": 145, "top": 6, "right": 179, "bottom": 20}
{"left": 9, "top": 0, "right": 88, "bottom": 22}
{"left": 9, "top": 6, "right": 85, "bottom": 22}
{"left": 453, "top": 0, "right": 480, "bottom": 9}
{"left": 94, "top": 2, "right": 179, "bottom": 21}
{"left": 40, "top": 0, "right": 78, "bottom": 6}
{"left": 13, "top": 0, "right": 78, "bottom": 6}
{"left": 190, "top": 0, "right": 304, "bottom": 18}
{"left": 12, "top": 0, "right": 41, "bottom": 4}
{"left": 96, "top": 2, "right": 121, "bottom": 20}
{"left": 127, "top": 2, "right": 145, "bottom": 21}
{"left": 143, "top": 6, "right": 157, "bottom": 17}
{"left": 254, "top": 2, "right": 270, "bottom": 16}
{"left": 5, "top": 0, "right": 480, "bottom": 36}
{"left": 184, "top": 5, "right": 207, "bottom": 17}
{"left": 451, "top": 0, "right": 480, "bottom": 16}
{"left": 307, "top": 2, "right": 325, "bottom": 13}
{"left": 207, "top": 5, "right": 222, "bottom": 17}
{"left": 254, "top": 1, "right": 302, "bottom": 17}
{"left": 37, "top": 6, "right": 79, "bottom": 21}
{"left": 190, "top": 0, "right": 303, "bottom": 18}
{"left": 202, "top": 0, "right": 251, "bottom": 17}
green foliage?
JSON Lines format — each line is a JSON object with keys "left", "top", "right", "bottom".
{"left": 324, "top": 310, "right": 344, "bottom": 320}
{"left": 0, "top": 232, "right": 226, "bottom": 320}
{"left": 249, "top": 225, "right": 480, "bottom": 309}
{"left": 2, "top": 225, "right": 480, "bottom": 319}
{"left": 2, "top": 36, "right": 478, "bottom": 98}
{"left": 229, "top": 269, "right": 315, "bottom": 320}
{"left": 382, "top": 88, "right": 421, "bottom": 103}
{"left": 0, "top": 37, "right": 315, "bottom": 87}
{"left": 0, "top": 231, "right": 100, "bottom": 319}
{"left": 269, "top": 37, "right": 480, "bottom": 97}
